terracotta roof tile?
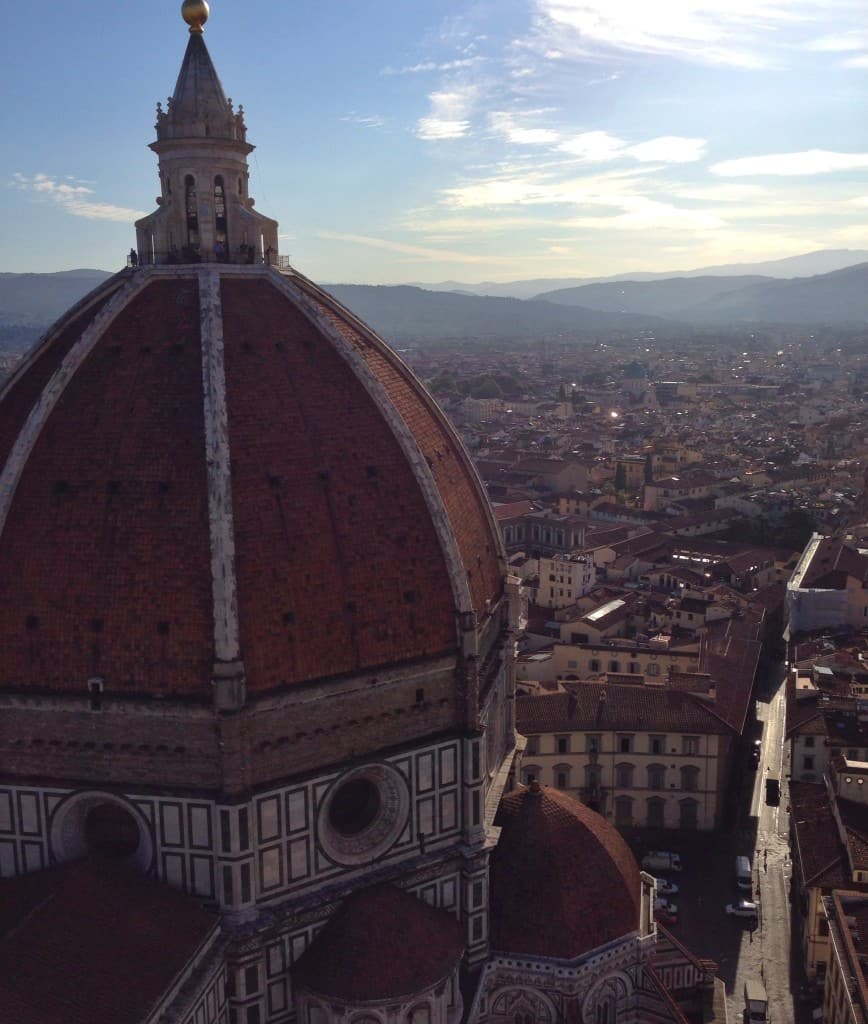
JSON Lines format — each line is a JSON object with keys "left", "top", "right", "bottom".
{"left": 0, "top": 858, "right": 218, "bottom": 1024}
{"left": 516, "top": 685, "right": 730, "bottom": 736}
{"left": 490, "top": 785, "right": 639, "bottom": 958}
{"left": 292, "top": 884, "right": 464, "bottom": 1001}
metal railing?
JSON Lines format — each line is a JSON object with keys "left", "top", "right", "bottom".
{"left": 126, "top": 250, "right": 292, "bottom": 270}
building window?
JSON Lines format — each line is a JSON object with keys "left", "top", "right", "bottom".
{"left": 609, "top": 660, "right": 620, "bottom": 673}
{"left": 556, "top": 735, "right": 570, "bottom": 754}
{"left": 679, "top": 798, "right": 699, "bottom": 829}
{"left": 184, "top": 174, "right": 199, "bottom": 251}
{"left": 590, "top": 659, "right": 601, "bottom": 672}
{"left": 682, "top": 736, "right": 699, "bottom": 755}
{"left": 587, "top": 734, "right": 602, "bottom": 753}
{"left": 522, "top": 765, "right": 541, "bottom": 785}
{"left": 650, "top": 735, "right": 666, "bottom": 755}
{"left": 647, "top": 662, "right": 660, "bottom": 677}
{"left": 618, "top": 735, "right": 633, "bottom": 754}
{"left": 567, "top": 660, "right": 578, "bottom": 669}
{"left": 614, "top": 796, "right": 633, "bottom": 827}
{"left": 681, "top": 765, "right": 700, "bottom": 792}
{"left": 804, "top": 756, "right": 814, "bottom": 771}
{"left": 647, "top": 763, "right": 666, "bottom": 790}
{"left": 554, "top": 764, "right": 571, "bottom": 789}
{"left": 647, "top": 797, "right": 665, "bottom": 828}
{"left": 616, "top": 762, "right": 634, "bottom": 788}
{"left": 805, "top": 737, "right": 815, "bottom": 748}
{"left": 525, "top": 735, "right": 539, "bottom": 755}
{"left": 629, "top": 662, "right": 641, "bottom": 674}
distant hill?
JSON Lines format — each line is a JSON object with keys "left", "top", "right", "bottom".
{"left": 323, "top": 284, "right": 664, "bottom": 341}
{"left": 534, "top": 275, "right": 772, "bottom": 316}
{"left": 679, "top": 262, "right": 868, "bottom": 325}
{"left": 0, "top": 272, "right": 663, "bottom": 350}
{"left": 534, "top": 263, "right": 868, "bottom": 326}
{"left": 0, "top": 269, "right": 113, "bottom": 325}
{"left": 410, "top": 249, "right": 868, "bottom": 299}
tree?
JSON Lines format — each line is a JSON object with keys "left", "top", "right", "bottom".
{"left": 614, "top": 463, "right": 627, "bottom": 492}
{"left": 644, "top": 453, "right": 654, "bottom": 484}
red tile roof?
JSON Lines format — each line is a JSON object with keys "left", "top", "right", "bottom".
{"left": 789, "top": 782, "right": 848, "bottom": 889}
{"left": 0, "top": 269, "right": 504, "bottom": 697}
{"left": 0, "top": 858, "right": 218, "bottom": 1024}
{"left": 516, "top": 685, "right": 731, "bottom": 736}
{"left": 291, "top": 883, "right": 464, "bottom": 1001}
{"left": 490, "top": 785, "right": 640, "bottom": 958}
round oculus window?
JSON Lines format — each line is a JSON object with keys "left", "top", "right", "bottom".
{"left": 49, "top": 791, "right": 153, "bottom": 872}
{"left": 328, "top": 778, "right": 381, "bottom": 836}
{"left": 84, "top": 802, "right": 141, "bottom": 859}
{"left": 318, "top": 763, "right": 410, "bottom": 866}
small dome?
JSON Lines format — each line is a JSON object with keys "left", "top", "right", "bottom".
{"left": 490, "top": 785, "right": 640, "bottom": 959}
{"left": 292, "top": 883, "right": 465, "bottom": 1001}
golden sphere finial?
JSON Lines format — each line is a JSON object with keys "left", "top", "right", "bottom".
{"left": 181, "top": 0, "right": 210, "bottom": 33}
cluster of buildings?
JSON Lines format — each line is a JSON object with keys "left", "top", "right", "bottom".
{"left": 0, "top": 10, "right": 728, "bottom": 1024}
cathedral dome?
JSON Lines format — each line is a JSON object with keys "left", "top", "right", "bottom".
{"left": 0, "top": 265, "right": 503, "bottom": 697}
{"left": 490, "top": 784, "right": 640, "bottom": 959}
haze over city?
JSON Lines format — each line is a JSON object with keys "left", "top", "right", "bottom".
{"left": 3, "top": 0, "right": 868, "bottom": 282}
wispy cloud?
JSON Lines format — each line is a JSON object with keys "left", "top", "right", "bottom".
{"left": 11, "top": 173, "right": 146, "bottom": 222}
{"left": 489, "top": 111, "right": 560, "bottom": 145}
{"left": 529, "top": 0, "right": 833, "bottom": 69}
{"left": 317, "top": 230, "right": 509, "bottom": 264}
{"left": 712, "top": 150, "right": 868, "bottom": 176}
{"left": 381, "top": 58, "right": 482, "bottom": 75}
{"left": 341, "top": 112, "right": 386, "bottom": 129}
{"left": 417, "top": 86, "right": 478, "bottom": 140}
{"left": 558, "top": 130, "right": 706, "bottom": 164}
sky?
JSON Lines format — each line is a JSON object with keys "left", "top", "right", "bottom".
{"left": 2, "top": 0, "right": 868, "bottom": 283}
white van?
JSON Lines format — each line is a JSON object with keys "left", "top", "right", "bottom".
{"left": 736, "top": 855, "right": 752, "bottom": 891}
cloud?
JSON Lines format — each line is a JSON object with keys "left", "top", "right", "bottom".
{"left": 842, "top": 54, "right": 868, "bottom": 68}
{"left": 805, "top": 30, "right": 868, "bottom": 53}
{"left": 381, "top": 58, "right": 481, "bottom": 75}
{"left": 341, "top": 112, "right": 385, "bottom": 129}
{"left": 558, "top": 130, "right": 706, "bottom": 164}
{"left": 317, "top": 231, "right": 508, "bottom": 264}
{"left": 489, "top": 111, "right": 560, "bottom": 145}
{"left": 711, "top": 150, "right": 868, "bottom": 176}
{"left": 528, "top": 0, "right": 853, "bottom": 69}
{"left": 417, "top": 86, "right": 478, "bottom": 140}
{"left": 11, "top": 173, "right": 146, "bottom": 222}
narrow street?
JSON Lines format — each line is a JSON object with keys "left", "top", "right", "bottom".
{"left": 664, "top": 661, "right": 816, "bottom": 1024}
{"left": 732, "top": 661, "right": 803, "bottom": 1024}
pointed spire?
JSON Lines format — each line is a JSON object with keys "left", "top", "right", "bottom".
{"left": 158, "top": 32, "right": 242, "bottom": 142}
{"left": 135, "top": 3, "right": 278, "bottom": 266}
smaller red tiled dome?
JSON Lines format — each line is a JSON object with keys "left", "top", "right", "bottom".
{"left": 491, "top": 785, "right": 640, "bottom": 959}
{"left": 292, "top": 883, "right": 465, "bottom": 1002}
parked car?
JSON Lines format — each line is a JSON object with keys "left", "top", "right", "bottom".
{"left": 750, "top": 740, "right": 761, "bottom": 769}
{"left": 641, "top": 851, "right": 683, "bottom": 872}
{"left": 655, "top": 907, "right": 678, "bottom": 926}
{"left": 655, "top": 878, "right": 679, "bottom": 897}
{"left": 726, "top": 900, "right": 758, "bottom": 920}
{"left": 654, "top": 898, "right": 678, "bottom": 915}
{"left": 765, "top": 777, "right": 780, "bottom": 805}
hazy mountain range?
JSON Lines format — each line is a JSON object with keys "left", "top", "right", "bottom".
{"left": 1, "top": 250, "right": 867, "bottom": 350}
{"left": 407, "top": 249, "right": 868, "bottom": 300}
